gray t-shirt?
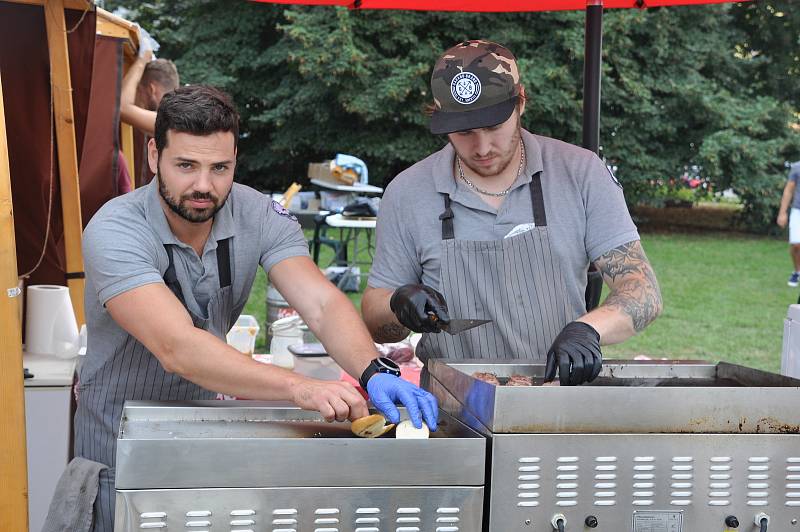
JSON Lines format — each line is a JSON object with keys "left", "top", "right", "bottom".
{"left": 369, "top": 129, "right": 640, "bottom": 320}
{"left": 80, "top": 179, "right": 309, "bottom": 382}
{"left": 790, "top": 161, "right": 800, "bottom": 210}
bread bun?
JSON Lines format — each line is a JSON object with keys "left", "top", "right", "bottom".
{"left": 350, "top": 414, "right": 395, "bottom": 438}
{"left": 395, "top": 419, "right": 430, "bottom": 439}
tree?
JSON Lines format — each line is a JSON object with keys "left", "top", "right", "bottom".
{"left": 107, "top": 0, "right": 799, "bottom": 231}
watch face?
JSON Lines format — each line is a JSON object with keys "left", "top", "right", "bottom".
{"left": 377, "top": 357, "right": 400, "bottom": 371}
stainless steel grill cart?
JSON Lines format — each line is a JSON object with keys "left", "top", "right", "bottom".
{"left": 426, "top": 359, "right": 800, "bottom": 532}
{"left": 114, "top": 401, "right": 486, "bottom": 532}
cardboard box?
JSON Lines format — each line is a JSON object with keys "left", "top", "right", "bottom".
{"left": 308, "top": 161, "right": 358, "bottom": 186}
{"left": 308, "top": 161, "right": 335, "bottom": 181}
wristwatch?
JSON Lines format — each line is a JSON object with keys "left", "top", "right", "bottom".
{"left": 359, "top": 357, "right": 401, "bottom": 388}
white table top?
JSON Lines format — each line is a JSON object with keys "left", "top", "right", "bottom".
{"left": 23, "top": 352, "right": 77, "bottom": 387}
{"left": 325, "top": 213, "right": 377, "bottom": 228}
{"left": 310, "top": 178, "right": 383, "bottom": 194}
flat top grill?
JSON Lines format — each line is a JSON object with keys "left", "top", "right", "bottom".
{"left": 115, "top": 401, "right": 486, "bottom": 489}
{"left": 122, "top": 404, "right": 466, "bottom": 440}
{"left": 426, "top": 359, "right": 800, "bottom": 434}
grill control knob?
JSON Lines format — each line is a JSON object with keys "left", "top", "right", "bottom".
{"left": 585, "top": 515, "right": 599, "bottom": 528}
{"left": 725, "top": 515, "right": 739, "bottom": 528}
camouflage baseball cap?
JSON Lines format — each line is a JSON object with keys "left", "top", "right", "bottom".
{"left": 430, "top": 40, "right": 521, "bottom": 135}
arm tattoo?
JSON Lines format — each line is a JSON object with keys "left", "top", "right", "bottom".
{"left": 373, "top": 322, "right": 410, "bottom": 344}
{"left": 594, "top": 240, "right": 662, "bottom": 332}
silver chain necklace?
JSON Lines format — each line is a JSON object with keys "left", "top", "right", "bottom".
{"left": 456, "top": 140, "right": 525, "bottom": 197}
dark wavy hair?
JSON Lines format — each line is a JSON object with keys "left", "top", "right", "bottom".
{"left": 154, "top": 85, "right": 239, "bottom": 155}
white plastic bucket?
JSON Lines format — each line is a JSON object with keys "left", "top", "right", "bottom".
{"left": 269, "top": 315, "right": 303, "bottom": 368}
{"left": 266, "top": 285, "right": 298, "bottom": 345}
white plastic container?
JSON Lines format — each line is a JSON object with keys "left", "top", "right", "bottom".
{"left": 782, "top": 304, "right": 800, "bottom": 378}
{"left": 288, "top": 343, "right": 342, "bottom": 381}
{"left": 269, "top": 315, "right": 304, "bottom": 369}
{"left": 226, "top": 315, "right": 260, "bottom": 356}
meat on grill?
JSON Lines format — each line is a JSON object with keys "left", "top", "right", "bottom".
{"left": 472, "top": 372, "right": 536, "bottom": 386}
{"left": 472, "top": 372, "right": 500, "bottom": 386}
{"left": 507, "top": 374, "right": 533, "bottom": 386}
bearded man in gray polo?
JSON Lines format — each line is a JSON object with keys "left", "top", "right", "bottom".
{"left": 74, "top": 85, "right": 437, "bottom": 532}
{"left": 362, "top": 40, "right": 663, "bottom": 385}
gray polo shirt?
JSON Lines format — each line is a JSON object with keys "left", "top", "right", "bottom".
{"left": 80, "top": 179, "right": 309, "bottom": 382}
{"left": 789, "top": 162, "right": 800, "bottom": 210}
{"left": 369, "top": 129, "right": 640, "bottom": 320}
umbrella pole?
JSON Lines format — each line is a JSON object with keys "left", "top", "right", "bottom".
{"left": 582, "top": 0, "right": 603, "bottom": 154}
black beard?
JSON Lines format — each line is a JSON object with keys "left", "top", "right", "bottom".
{"left": 157, "top": 171, "right": 229, "bottom": 223}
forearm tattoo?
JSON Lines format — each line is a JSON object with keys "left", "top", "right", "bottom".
{"left": 374, "top": 322, "right": 410, "bottom": 344}
{"left": 594, "top": 240, "right": 662, "bottom": 332}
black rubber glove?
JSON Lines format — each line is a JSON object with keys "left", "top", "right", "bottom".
{"left": 389, "top": 284, "right": 450, "bottom": 333}
{"left": 544, "top": 321, "right": 602, "bottom": 386}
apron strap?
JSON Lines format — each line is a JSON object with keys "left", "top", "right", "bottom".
{"left": 439, "top": 194, "right": 455, "bottom": 240}
{"left": 163, "top": 238, "right": 234, "bottom": 303}
{"left": 216, "top": 238, "right": 232, "bottom": 288}
{"left": 163, "top": 245, "right": 184, "bottom": 302}
{"left": 439, "top": 171, "right": 548, "bottom": 239}
{"left": 530, "top": 171, "right": 547, "bottom": 227}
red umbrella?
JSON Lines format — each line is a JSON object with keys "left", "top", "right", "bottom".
{"left": 256, "top": 0, "right": 740, "bottom": 10}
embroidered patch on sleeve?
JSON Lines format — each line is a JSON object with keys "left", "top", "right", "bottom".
{"left": 606, "top": 165, "right": 623, "bottom": 189}
{"left": 271, "top": 200, "right": 298, "bottom": 221}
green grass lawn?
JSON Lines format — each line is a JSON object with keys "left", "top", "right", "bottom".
{"left": 603, "top": 232, "right": 790, "bottom": 372}
{"left": 243, "top": 230, "right": 793, "bottom": 372}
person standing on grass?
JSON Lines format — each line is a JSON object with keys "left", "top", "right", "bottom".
{"left": 777, "top": 161, "right": 800, "bottom": 287}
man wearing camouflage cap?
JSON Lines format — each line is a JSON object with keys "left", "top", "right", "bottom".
{"left": 362, "top": 40, "right": 662, "bottom": 385}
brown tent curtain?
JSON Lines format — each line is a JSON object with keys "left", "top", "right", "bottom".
{"left": 0, "top": 2, "right": 121, "bottom": 289}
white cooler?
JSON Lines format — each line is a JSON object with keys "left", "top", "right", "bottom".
{"left": 781, "top": 303, "right": 800, "bottom": 378}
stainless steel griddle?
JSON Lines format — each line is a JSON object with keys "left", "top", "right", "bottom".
{"left": 426, "top": 359, "right": 800, "bottom": 532}
{"left": 114, "top": 400, "right": 486, "bottom": 532}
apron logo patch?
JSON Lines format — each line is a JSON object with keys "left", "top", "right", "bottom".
{"left": 451, "top": 72, "right": 481, "bottom": 105}
{"left": 271, "top": 200, "right": 298, "bottom": 221}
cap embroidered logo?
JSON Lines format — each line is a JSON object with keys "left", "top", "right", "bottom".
{"left": 451, "top": 72, "right": 481, "bottom": 105}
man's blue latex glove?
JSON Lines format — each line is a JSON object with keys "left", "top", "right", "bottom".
{"left": 366, "top": 373, "right": 438, "bottom": 431}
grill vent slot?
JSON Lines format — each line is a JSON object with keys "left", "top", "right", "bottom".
{"left": 272, "top": 508, "right": 298, "bottom": 532}
{"left": 395, "top": 507, "right": 422, "bottom": 532}
{"left": 354, "top": 506, "right": 381, "bottom": 531}
{"left": 139, "top": 511, "right": 168, "bottom": 529}
{"left": 747, "top": 457, "right": 770, "bottom": 506}
{"left": 517, "top": 456, "right": 541, "bottom": 507}
{"left": 435, "top": 507, "right": 461, "bottom": 531}
{"left": 632, "top": 456, "right": 655, "bottom": 507}
{"left": 707, "top": 456, "right": 732, "bottom": 506}
{"left": 593, "top": 456, "right": 617, "bottom": 507}
{"left": 313, "top": 507, "right": 340, "bottom": 532}
{"left": 555, "top": 456, "right": 579, "bottom": 507}
{"left": 786, "top": 457, "right": 800, "bottom": 507}
{"left": 670, "top": 456, "right": 694, "bottom": 506}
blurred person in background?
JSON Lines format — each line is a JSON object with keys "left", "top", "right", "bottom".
{"left": 777, "top": 161, "right": 800, "bottom": 286}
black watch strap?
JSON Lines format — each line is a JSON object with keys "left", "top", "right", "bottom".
{"left": 359, "top": 357, "right": 401, "bottom": 388}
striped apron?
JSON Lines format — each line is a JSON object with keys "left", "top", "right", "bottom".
{"left": 417, "top": 172, "right": 573, "bottom": 361}
{"left": 74, "top": 238, "right": 234, "bottom": 532}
